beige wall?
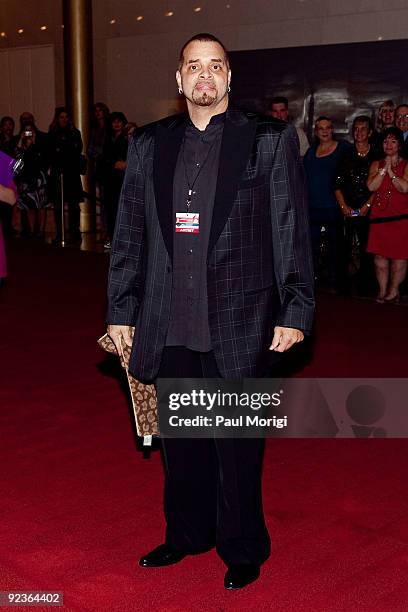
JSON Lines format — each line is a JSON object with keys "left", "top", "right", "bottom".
{"left": 100, "top": 0, "right": 408, "bottom": 125}
{"left": 0, "top": 45, "right": 55, "bottom": 131}
{"left": 1, "top": 1, "right": 408, "bottom": 127}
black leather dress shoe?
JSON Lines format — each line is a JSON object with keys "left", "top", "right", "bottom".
{"left": 224, "top": 564, "right": 260, "bottom": 590}
{"left": 139, "top": 544, "right": 186, "bottom": 568}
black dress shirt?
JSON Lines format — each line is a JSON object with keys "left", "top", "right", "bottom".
{"left": 166, "top": 112, "right": 225, "bottom": 352}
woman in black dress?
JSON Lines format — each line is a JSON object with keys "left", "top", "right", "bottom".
{"left": 335, "top": 115, "right": 379, "bottom": 294}
{"left": 88, "top": 103, "right": 110, "bottom": 239}
{"left": 48, "top": 107, "right": 83, "bottom": 243}
{"left": 101, "top": 112, "right": 128, "bottom": 249}
{"left": 14, "top": 122, "right": 49, "bottom": 238}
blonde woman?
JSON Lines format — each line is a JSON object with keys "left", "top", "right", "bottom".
{"left": 373, "top": 100, "right": 395, "bottom": 155}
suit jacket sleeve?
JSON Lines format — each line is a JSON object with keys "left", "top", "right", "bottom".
{"left": 270, "top": 123, "right": 315, "bottom": 334}
{"left": 106, "top": 134, "right": 145, "bottom": 325}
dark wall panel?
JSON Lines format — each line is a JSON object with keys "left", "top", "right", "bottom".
{"left": 229, "top": 39, "right": 408, "bottom": 141}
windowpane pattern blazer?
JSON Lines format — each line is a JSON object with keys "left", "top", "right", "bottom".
{"left": 107, "top": 108, "right": 315, "bottom": 381}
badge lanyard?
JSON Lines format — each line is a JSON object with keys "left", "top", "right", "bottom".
{"left": 175, "top": 133, "right": 217, "bottom": 234}
{"left": 181, "top": 134, "right": 217, "bottom": 211}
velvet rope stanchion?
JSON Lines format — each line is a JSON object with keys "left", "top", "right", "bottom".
{"left": 60, "top": 173, "right": 66, "bottom": 248}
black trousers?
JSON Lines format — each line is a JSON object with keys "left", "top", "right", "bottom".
{"left": 158, "top": 347, "right": 271, "bottom": 566}
{"left": 342, "top": 216, "right": 375, "bottom": 295}
{"left": 310, "top": 209, "right": 343, "bottom": 288}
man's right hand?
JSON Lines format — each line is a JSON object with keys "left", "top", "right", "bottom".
{"left": 107, "top": 325, "right": 134, "bottom": 354}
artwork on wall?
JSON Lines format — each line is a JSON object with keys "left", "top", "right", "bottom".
{"left": 229, "top": 39, "right": 408, "bottom": 142}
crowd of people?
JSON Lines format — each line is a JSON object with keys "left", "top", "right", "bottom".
{"left": 271, "top": 97, "right": 408, "bottom": 302}
{"left": 1, "top": 96, "right": 408, "bottom": 302}
{"left": 0, "top": 104, "right": 136, "bottom": 260}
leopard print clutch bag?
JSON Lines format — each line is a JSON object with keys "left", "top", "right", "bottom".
{"left": 97, "top": 332, "right": 158, "bottom": 440}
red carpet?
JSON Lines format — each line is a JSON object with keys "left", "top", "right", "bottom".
{"left": 1, "top": 239, "right": 408, "bottom": 611}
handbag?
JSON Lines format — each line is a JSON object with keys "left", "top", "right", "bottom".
{"left": 97, "top": 331, "right": 158, "bottom": 444}
{"left": 16, "top": 170, "right": 48, "bottom": 210}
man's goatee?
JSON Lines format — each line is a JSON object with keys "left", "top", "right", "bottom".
{"left": 194, "top": 92, "right": 215, "bottom": 106}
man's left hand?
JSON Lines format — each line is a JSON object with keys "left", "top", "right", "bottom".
{"left": 269, "top": 326, "right": 304, "bottom": 352}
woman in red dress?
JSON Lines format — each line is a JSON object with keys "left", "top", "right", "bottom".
{"left": 367, "top": 127, "right": 408, "bottom": 302}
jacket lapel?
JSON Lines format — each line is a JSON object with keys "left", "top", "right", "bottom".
{"left": 208, "top": 109, "right": 258, "bottom": 255}
{"left": 153, "top": 114, "right": 187, "bottom": 260}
